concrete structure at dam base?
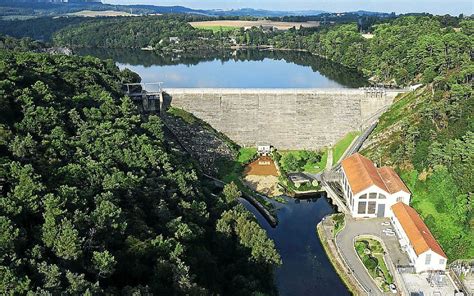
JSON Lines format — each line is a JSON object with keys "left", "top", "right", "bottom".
{"left": 160, "top": 88, "right": 405, "bottom": 150}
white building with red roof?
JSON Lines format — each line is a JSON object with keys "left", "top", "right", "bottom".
{"left": 391, "top": 202, "right": 447, "bottom": 273}
{"left": 341, "top": 153, "right": 411, "bottom": 218}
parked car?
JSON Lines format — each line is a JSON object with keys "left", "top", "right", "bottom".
{"left": 381, "top": 221, "right": 391, "bottom": 226}
{"left": 385, "top": 232, "right": 396, "bottom": 236}
{"left": 389, "top": 283, "right": 397, "bottom": 294}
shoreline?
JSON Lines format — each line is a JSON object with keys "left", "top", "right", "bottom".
{"left": 316, "top": 217, "right": 366, "bottom": 295}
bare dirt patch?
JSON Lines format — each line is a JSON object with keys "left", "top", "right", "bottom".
{"left": 244, "top": 175, "right": 283, "bottom": 197}
{"left": 190, "top": 20, "right": 319, "bottom": 31}
{"left": 244, "top": 156, "right": 279, "bottom": 176}
{"left": 243, "top": 157, "right": 282, "bottom": 197}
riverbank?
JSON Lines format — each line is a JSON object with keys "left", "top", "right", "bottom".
{"left": 317, "top": 215, "right": 366, "bottom": 295}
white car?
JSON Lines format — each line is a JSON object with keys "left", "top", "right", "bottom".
{"left": 385, "top": 232, "right": 396, "bottom": 236}
{"left": 389, "top": 284, "right": 397, "bottom": 294}
{"left": 381, "top": 221, "right": 391, "bottom": 226}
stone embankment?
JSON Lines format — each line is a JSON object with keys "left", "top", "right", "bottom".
{"left": 164, "top": 88, "right": 404, "bottom": 150}
{"left": 162, "top": 113, "right": 236, "bottom": 176}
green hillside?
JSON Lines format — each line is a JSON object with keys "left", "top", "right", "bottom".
{"left": 363, "top": 83, "right": 473, "bottom": 260}
{"left": 0, "top": 38, "right": 280, "bottom": 294}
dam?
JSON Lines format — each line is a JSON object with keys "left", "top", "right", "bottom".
{"left": 160, "top": 88, "right": 404, "bottom": 150}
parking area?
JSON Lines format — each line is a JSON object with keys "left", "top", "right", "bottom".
{"left": 337, "top": 216, "right": 411, "bottom": 295}
{"left": 339, "top": 217, "right": 411, "bottom": 266}
{"left": 401, "top": 272, "right": 458, "bottom": 295}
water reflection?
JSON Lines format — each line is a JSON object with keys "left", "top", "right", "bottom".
{"left": 76, "top": 48, "right": 367, "bottom": 88}
{"left": 241, "top": 195, "right": 350, "bottom": 296}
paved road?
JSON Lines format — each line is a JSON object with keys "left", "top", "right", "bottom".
{"left": 336, "top": 217, "right": 410, "bottom": 296}
{"left": 332, "top": 122, "right": 378, "bottom": 171}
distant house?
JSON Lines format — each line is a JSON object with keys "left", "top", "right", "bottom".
{"left": 341, "top": 153, "right": 411, "bottom": 218}
{"left": 257, "top": 144, "right": 273, "bottom": 156}
{"left": 169, "top": 37, "right": 180, "bottom": 44}
{"left": 391, "top": 202, "right": 447, "bottom": 273}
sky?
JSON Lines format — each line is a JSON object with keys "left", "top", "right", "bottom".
{"left": 103, "top": 0, "right": 473, "bottom": 15}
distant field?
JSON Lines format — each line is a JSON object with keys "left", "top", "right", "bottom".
{"left": 66, "top": 10, "right": 139, "bottom": 17}
{"left": 195, "top": 25, "right": 236, "bottom": 32}
{"left": 190, "top": 20, "right": 319, "bottom": 31}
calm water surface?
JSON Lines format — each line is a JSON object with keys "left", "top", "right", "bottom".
{"left": 241, "top": 196, "right": 350, "bottom": 296}
{"left": 77, "top": 49, "right": 367, "bottom": 89}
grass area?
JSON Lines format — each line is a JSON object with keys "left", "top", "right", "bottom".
{"left": 373, "top": 90, "right": 419, "bottom": 133}
{"left": 354, "top": 238, "right": 393, "bottom": 292}
{"left": 333, "top": 131, "right": 361, "bottom": 163}
{"left": 237, "top": 147, "right": 257, "bottom": 164}
{"left": 399, "top": 168, "right": 474, "bottom": 261}
{"left": 332, "top": 214, "right": 345, "bottom": 237}
{"left": 168, "top": 107, "right": 197, "bottom": 124}
{"left": 278, "top": 150, "right": 325, "bottom": 174}
{"left": 194, "top": 25, "right": 236, "bottom": 32}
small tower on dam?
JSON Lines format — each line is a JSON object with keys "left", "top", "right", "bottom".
{"left": 124, "top": 82, "right": 165, "bottom": 114}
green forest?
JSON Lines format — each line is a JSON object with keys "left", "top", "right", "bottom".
{"left": 0, "top": 12, "right": 472, "bottom": 293}
{"left": 0, "top": 37, "right": 280, "bottom": 294}
{"left": 53, "top": 15, "right": 223, "bottom": 52}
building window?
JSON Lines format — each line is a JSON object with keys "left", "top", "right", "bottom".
{"left": 369, "top": 193, "right": 377, "bottom": 199}
{"left": 358, "top": 202, "right": 366, "bottom": 214}
{"left": 397, "top": 196, "right": 403, "bottom": 202}
{"left": 439, "top": 259, "right": 445, "bottom": 265}
{"left": 368, "top": 202, "right": 376, "bottom": 214}
{"left": 360, "top": 194, "right": 367, "bottom": 199}
{"left": 425, "top": 254, "right": 431, "bottom": 265}
{"left": 379, "top": 193, "right": 386, "bottom": 199}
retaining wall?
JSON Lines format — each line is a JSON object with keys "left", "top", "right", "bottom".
{"left": 164, "top": 88, "right": 402, "bottom": 150}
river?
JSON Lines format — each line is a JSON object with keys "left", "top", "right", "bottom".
{"left": 241, "top": 196, "right": 350, "bottom": 296}
{"left": 78, "top": 48, "right": 356, "bottom": 295}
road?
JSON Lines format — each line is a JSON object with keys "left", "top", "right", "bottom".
{"left": 336, "top": 217, "right": 410, "bottom": 296}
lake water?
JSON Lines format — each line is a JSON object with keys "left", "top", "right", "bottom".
{"left": 78, "top": 48, "right": 354, "bottom": 295}
{"left": 241, "top": 196, "right": 350, "bottom": 296}
{"left": 77, "top": 49, "right": 367, "bottom": 89}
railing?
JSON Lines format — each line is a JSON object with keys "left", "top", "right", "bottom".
{"left": 449, "top": 260, "right": 474, "bottom": 295}
{"left": 396, "top": 264, "right": 415, "bottom": 274}
{"left": 124, "top": 82, "right": 164, "bottom": 94}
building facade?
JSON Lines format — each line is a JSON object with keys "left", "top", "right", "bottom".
{"left": 391, "top": 202, "right": 447, "bottom": 273}
{"left": 341, "top": 153, "right": 410, "bottom": 218}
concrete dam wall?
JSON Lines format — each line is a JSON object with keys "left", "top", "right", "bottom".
{"left": 163, "top": 88, "right": 403, "bottom": 150}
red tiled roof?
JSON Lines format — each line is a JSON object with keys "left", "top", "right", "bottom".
{"left": 341, "top": 153, "right": 410, "bottom": 195}
{"left": 378, "top": 166, "right": 410, "bottom": 194}
{"left": 391, "top": 202, "right": 447, "bottom": 258}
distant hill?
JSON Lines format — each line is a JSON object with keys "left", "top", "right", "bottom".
{"left": 2, "top": 0, "right": 101, "bottom": 2}
{"left": 0, "top": 1, "right": 392, "bottom": 18}
{"left": 204, "top": 8, "right": 328, "bottom": 17}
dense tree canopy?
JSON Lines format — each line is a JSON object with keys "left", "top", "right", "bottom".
{"left": 0, "top": 44, "right": 280, "bottom": 294}
{"left": 270, "top": 16, "right": 472, "bottom": 86}
{"left": 53, "top": 15, "right": 222, "bottom": 52}
{"left": 359, "top": 18, "right": 473, "bottom": 260}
